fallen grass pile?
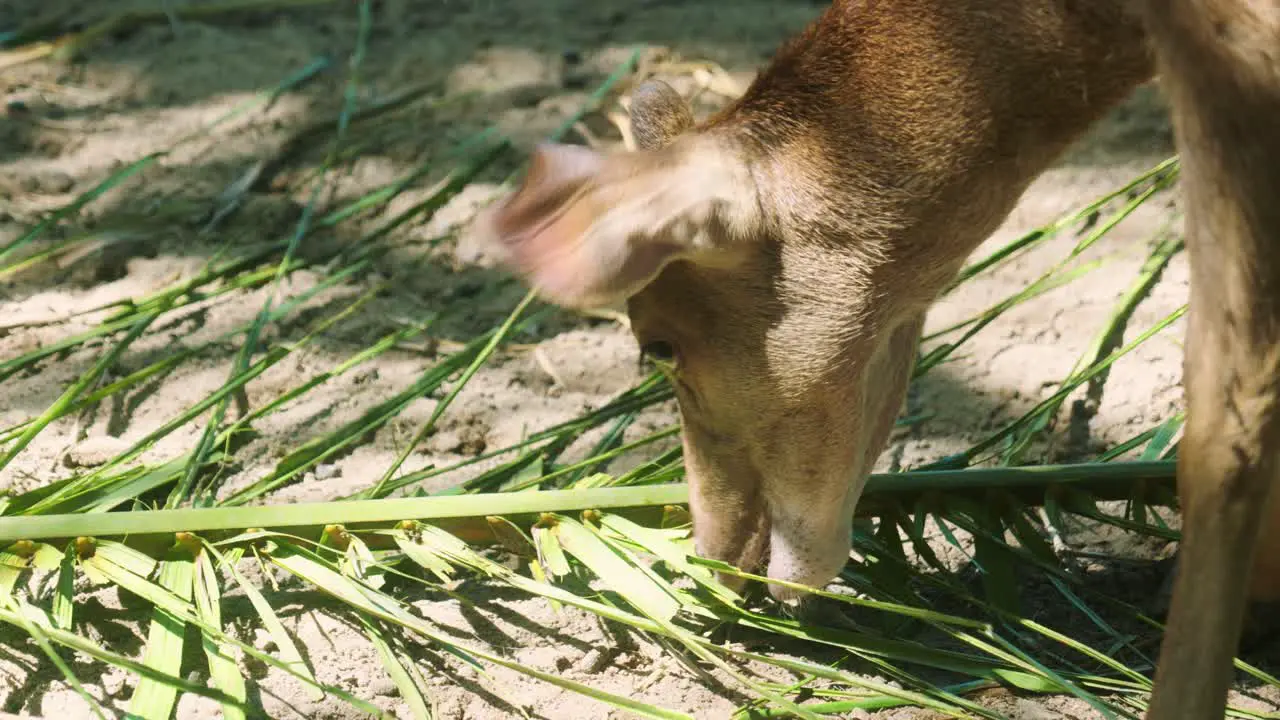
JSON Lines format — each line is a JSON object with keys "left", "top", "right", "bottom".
{"left": 1, "top": 3, "right": 1275, "bottom": 719}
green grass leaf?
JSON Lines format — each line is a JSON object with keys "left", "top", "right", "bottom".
{"left": 193, "top": 547, "right": 248, "bottom": 720}
{"left": 128, "top": 551, "right": 196, "bottom": 720}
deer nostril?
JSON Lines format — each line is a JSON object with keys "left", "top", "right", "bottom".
{"left": 640, "top": 340, "right": 676, "bottom": 363}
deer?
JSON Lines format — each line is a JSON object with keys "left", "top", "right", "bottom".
{"left": 477, "top": 0, "right": 1280, "bottom": 717}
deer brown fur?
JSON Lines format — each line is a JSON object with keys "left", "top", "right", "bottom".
{"left": 479, "top": 0, "right": 1280, "bottom": 716}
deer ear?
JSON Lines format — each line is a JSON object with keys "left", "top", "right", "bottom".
{"left": 479, "top": 138, "right": 760, "bottom": 309}
{"left": 630, "top": 79, "right": 694, "bottom": 150}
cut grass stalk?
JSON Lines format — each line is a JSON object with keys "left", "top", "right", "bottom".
{"left": 739, "top": 680, "right": 996, "bottom": 718}
{"left": 356, "top": 372, "right": 673, "bottom": 499}
{"left": 0, "top": 256, "right": 377, "bottom": 446}
{"left": 0, "top": 243, "right": 285, "bottom": 383}
{"left": 0, "top": 54, "right": 332, "bottom": 270}
{"left": 0, "top": 601, "right": 286, "bottom": 718}
{"left": 128, "top": 551, "right": 197, "bottom": 720}
{"left": 0, "top": 303, "right": 166, "bottom": 473}
{"left": 221, "top": 307, "right": 553, "bottom": 506}
{"left": 917, "top": 305, "right": 1186, "bottom": 470}
{"left": 919, "top": 163, "right": 1178, "bottom": 374}
{"left": 0, "top": 155, "right": 158, "bottom": 270}
{"left": 0, "top": 0, "right": 339, "bottom": 69}
{"left": 172, "top": 0, "right": 374, "bottom": 508}
{"left": 942, "top": 156, "right": 1178, "bottom": 293}
{"left": 352, "top": 49, "right": 651, "bottom": 496}
{"left": 559, "top": 410, "right": 641, "bottom": 485}
{"left": 0, "top": 461, "right": 1176, "bottom": 544}
{"left": 0, "top": 95, "right": 501, "bottom": 388}
{"left": 393, "top": 520, "right": 1012, "bottom": 713}
{"left": 361, "top": 617, "right": 434, "bottom": 720}
{"left": 0, "top": 229, "right": 140, "bottom": 282}
{"left": 0, "top": 593, "right": 109, "bottom": 720}
{"left": 372, "top": 290, "right": 539, "bottom": 495}
{"left": 1096, "top": 412, "right": 1185, "bottom": 463}
{"left": 502, "top": 425, "right": 682, "bottom": 492}
{"left": 249, "top": 87, "right": 498, "bottom": 195}
{"left": 260, "top": 534, "right": 694, "bottom": 719}
{"left": 192, "top": 548, "right": 249, "bottom": 720}
{"left": 9, "top": 285, "right": 384, "bottom": 516}
{"left": 916, "top": 258, "right": 1107, "bottom": 376}
{"left": 313, "top": 126, "right": 500, "bottom": 227}
{"left": 1000, "top": 226, "right": 1185, "bottom": 465}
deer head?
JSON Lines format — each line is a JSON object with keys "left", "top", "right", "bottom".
{"left": 476, "top": 0, "right": 1152, "bottom": 599}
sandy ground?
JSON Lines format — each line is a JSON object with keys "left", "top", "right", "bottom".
{"left": 0, "top": 1, "right": 1277, "bottom": 718}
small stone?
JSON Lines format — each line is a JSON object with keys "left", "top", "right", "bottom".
{"left": 20, "top": 170, "right": 76, "bottom": 195}
{"left": 368, "top": 677, "right": 398, "bottom": 697}
{"left": 252, "top": 628, "right": 278, "bottom": 652}
{"left": 43, "top": 171, "right": 75, "bottom": 193}
{"left": 508, "top": 84, "right": 554, "bottom": 108}
{"left": 315, "top": 463, "right": 341, "bottom": 480}
{"left": 574, "top": 648, "right": 614, "bottom": 674}
{"left": 64, "top": 436, "right": 130, "bottom": 468}
{"left": 101, "top": 668, "right": 128, "bottom": 697}
{"left": 1012, "top": 698, "right": 1064, "bottom": 720}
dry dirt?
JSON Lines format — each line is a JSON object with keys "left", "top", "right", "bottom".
{"left": 0, "top": 1, "right": 1276, "bottom": 719}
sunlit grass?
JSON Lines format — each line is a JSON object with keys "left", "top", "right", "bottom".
{"left": 1, "top": 3, "right": 1269, "bottom": 719}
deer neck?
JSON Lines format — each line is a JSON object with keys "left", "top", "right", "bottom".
{"left": 713, "top": 0, "right": 1157, "bottom": 310}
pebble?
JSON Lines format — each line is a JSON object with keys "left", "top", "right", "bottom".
{"left": 574, "top": 648, "right": 612, "bottom": 674}
{"left": 100, "top": 668, "right": 128, "bottom": 697}
{"left": 368, "top": 677, "right": 398, "bottom": 697}
{"left": 252, "top": 628, "right": 279, "bottom": 652}
{"left": 20, "top": 170, "right": 76, "bottom": 195}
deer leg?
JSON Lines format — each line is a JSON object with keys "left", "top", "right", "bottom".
{"left": 1241, "top": 501, "right": 1280, "bottom": 653}
{"left": 1138, "top": 2, "right": 1280, "bottom": 718}
{"left": 1248, "top": 498, "right": 1280, "bottom": 601}
{"left": 1152, "top": 390, "right": 1280, "bottom": 718}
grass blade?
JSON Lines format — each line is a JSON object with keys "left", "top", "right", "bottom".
{"left": 127, "top": 550, "right": 196, "bottom": 720}
{"left": 193, "top": 544, "right": 248, "bottom": 720}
